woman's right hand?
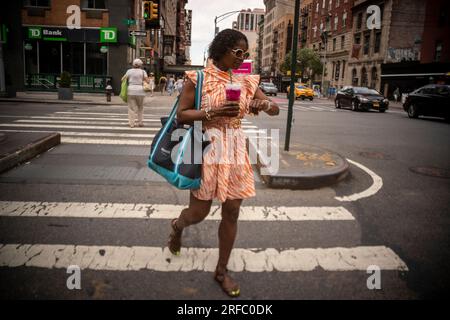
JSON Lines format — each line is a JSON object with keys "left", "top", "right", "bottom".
{"left": 211, "top": 102, "right": 240, "bottom": 118}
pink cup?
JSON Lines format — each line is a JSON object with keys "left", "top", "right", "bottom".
{"left": 225, "top": 83, "right": 241, "bottom": 102}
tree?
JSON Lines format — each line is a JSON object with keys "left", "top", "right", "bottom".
{"left": 281, "top": 48, "right": 323, "bottom": 80}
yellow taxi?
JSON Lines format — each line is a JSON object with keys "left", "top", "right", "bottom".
{"left": 287, "top": 83, "right": 315, "bottom": 101}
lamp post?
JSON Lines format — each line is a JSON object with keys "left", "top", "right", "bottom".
{"left": 320, "top": 34, "right": 327, "bottom": 97}
{"left": 214, "top": 10, "right": 243, "bottom": 36}
{"left": 284, "top": 0, "right": 300, "bottom": 152}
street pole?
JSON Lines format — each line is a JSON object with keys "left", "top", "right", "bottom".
{"left": 321, "top": 38, "right": 326, "bottom": 97}
{"left": 284, "top": 0, "right": 300, "bottom": 152}
{"left": 214, "top": 10, "right": 242, "bottom": 37}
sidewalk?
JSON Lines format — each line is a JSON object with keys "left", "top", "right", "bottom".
{"left": 0, "top": 131, "right": 60, "bottom": 174}
{"left": 0, "top": 91, "right": 127, "bottom": 105}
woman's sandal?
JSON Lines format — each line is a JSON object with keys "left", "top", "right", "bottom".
{"left": 168, "top": 218, "right": 182, "bottom": 256}
{"left": 214, "top": 269, "right": 240, "bottom": 298}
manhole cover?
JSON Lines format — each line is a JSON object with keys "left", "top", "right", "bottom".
{"left": 359, "top": 151, "right": 393, "bottom": 160}
{"left": 409, "top": 166, "right": 450, "bottom": 179}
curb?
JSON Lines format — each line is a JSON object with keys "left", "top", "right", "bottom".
{"left": 0, "top": 98, "right": 126, "bottom": 106}
{"left": 248, "top": 139, "right": 349, "bottom": 190}
{"left": 0, "top": 132, "right": 61, "bottom": 174}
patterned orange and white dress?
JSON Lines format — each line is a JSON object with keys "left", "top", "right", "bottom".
{"left": 185, "top": 65, "right": 260, "bottom": 203}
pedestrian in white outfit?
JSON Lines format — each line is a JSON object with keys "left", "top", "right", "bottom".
{"left": 122, "top": 59, "right": 149, "bottom": 128}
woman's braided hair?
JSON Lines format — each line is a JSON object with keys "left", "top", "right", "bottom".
{"left": 208, "top": 29, "right": 248, "bottom": 62}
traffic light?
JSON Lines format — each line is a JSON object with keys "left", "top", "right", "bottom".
{"left": 150, "top": 1, "right": 159, "bottom": 21}
{"left": 143, "top": 1, "right": 150, "bottom": 20}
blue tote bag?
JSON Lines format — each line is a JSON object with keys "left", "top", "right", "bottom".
{"left": 147, "top": 70, "right": 208, "bottom": 189}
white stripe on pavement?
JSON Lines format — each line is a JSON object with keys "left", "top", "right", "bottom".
{"left": 0, "top": 201, "right": 355, "bottom": 221}
{"left": 0, "top": 130, "right": 154, "bottom": 138}
{"left": 13, "top": 119, "right": 257, "bottom": 129}
{"left": 61, "top": 137, "right": 151, "bottom": 145}
{"left": 0, "top": 123, "right": 159, "bottom": 131}
{"left": 335, "top": 159, "right": 383, "bottom": 202}
{"left": 0, "top": 115, "right": 162, "bottom": 122}
{"left": 0, "top": 244, "right": 408, "bottom": 272}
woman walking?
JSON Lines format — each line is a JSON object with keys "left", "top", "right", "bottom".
{"left": 121, "top": 59, "right": 149, "bottom": 128}
{"left": 175, "top": 77, "right": 184, "bottom": 96}
{"left": 168, "top": 29, "right": 279, "bottom": 297}
{"left": 148, "top": 72, "right": 155, "bottom": 97}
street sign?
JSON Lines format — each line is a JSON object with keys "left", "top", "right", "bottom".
{"left": 122, "top": 19, "right": 137, "bottom": 26}
{"left": 129, "top": 30, "right": 147, "bottom": 37}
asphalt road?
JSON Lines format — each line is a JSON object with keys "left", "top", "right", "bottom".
{"left": 0, "top": 95, "right": 449, "bottom": 300}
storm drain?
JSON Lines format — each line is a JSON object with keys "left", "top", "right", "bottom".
{"left": 409, "top": 166, "right": 450, "bottom": 179}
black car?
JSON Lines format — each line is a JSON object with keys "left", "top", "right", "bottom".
{"left": 403, "top": 84, "right": 450, "bottom": 121}
{"left": 335, "top": 86, "right": 389, "bottom": 112}
{"left": 259, "top": 82, "right": 278, "bottom": 96}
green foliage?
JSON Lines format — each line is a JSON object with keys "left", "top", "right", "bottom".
{"left": 281, "top": 48, "right": 323, "bottom": 78}
{"left": 59, "top": 71, "right": 72, "bottom": 88}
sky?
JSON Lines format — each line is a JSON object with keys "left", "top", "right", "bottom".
{"left": 185, "top": 0, "right": 265, "bottom": 66}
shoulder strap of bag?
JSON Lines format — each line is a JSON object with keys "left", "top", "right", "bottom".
{"left": 194, "top": 70, "right": 204, "bottom": 110}
{"left": 166, "top": 70, "right": 203, "bottom": 123}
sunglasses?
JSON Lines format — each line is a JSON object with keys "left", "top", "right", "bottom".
{"left": 230, "top": 48, "right": 250, "bottom": 59}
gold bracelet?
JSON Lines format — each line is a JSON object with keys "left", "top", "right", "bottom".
{"left": 204, "top": 107, "right": 212, "bottom": 121}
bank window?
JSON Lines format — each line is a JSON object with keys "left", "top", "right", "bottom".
{"left": 25, "top": 0, "right": 50, "bottom": 7}
{"left": 82, "top": 0, "right": 106, "bottom": 9}
{"left": 39, "top": 41, "right": 61, "bottom": 74}
{"left": 435, "top": 41, "right": 443, "bottom": 62}
{"left": 63, "top": 43, "right": 84, "bottom": 75}
{"left": 333, "top": 38, "right": 336, "bottom": 51}
{"left": 86, "top": 43, "right": 107, "bottom": 75}
{"left": 341, "top": 35, "right": 345, "bottom": 49}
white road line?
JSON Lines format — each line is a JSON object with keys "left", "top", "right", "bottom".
{"left": 61, "top": 138, "right": 151, "bottom": 145}
{"left": 0, "top": 201, "right": 355, "bottom": 221}
{"left": 12, "top": 119, "right": 257, "bottom": 129}
{"left": 55, "top": 112, "right": 157, "bottom": 116}
{"left": 0, "top": 123, "right": 159, "bottom": 131}
{"left": 335, "top": 159, "right": 383, "bottom": 202}
{"left": 0, "top": 130, "right": 154, "bottom": 138}
{"left": 0, "top": 115, "right": 162, "bottom": 121}
{"left": 0, "top": 244, "right": 408, "bottom": 272}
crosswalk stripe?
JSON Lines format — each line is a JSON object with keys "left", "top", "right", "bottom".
{"left": 0, "top": 130, "right": 154, "bottom": 138}
{"left": 13, "top": 120, "right": 257, "bottom": 129}
{"left": 0, "top": 115, "right": 162, "bottom": 122}
{"left": 0, "top": 244, "right": 409, "bottom": 272}
{"left": 0, "top": 123, "right": 159, "bottom": 131}
{"left": 61, "top": 137, "right": 151, "bottom": 145}
{"left": 0, "top": 201, "right": 355, "bottom": 221}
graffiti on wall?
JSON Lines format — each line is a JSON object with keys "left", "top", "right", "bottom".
{"left": 386, "top": 48, "right": 420, "bottom": 63}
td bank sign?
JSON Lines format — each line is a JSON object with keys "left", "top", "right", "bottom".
{"left": 100, "top": 27, "right": 117, "bottom": 43}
